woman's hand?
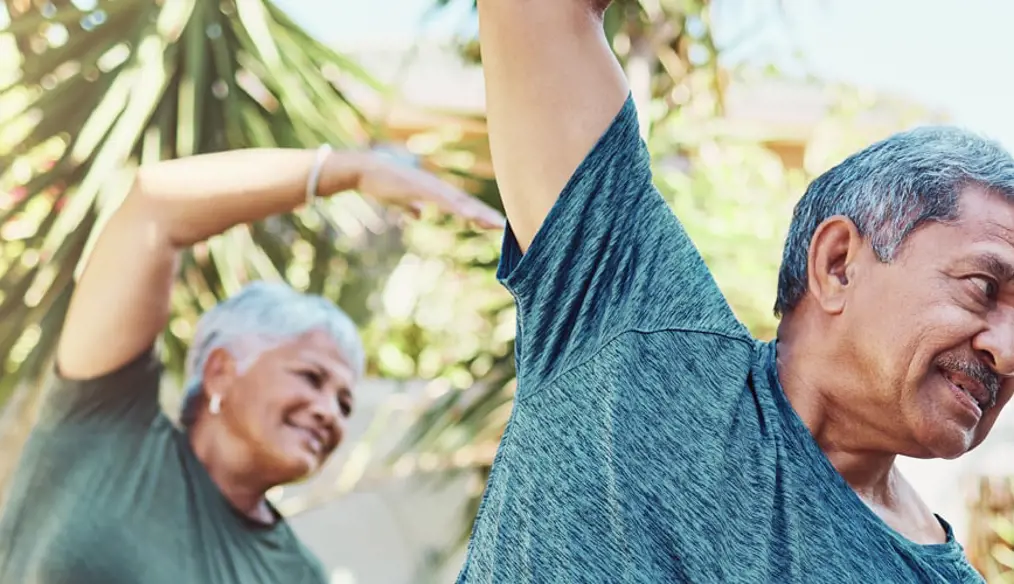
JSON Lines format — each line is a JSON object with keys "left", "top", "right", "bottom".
{"left": 322, "top": 150, "right": 505, "bottom": 230}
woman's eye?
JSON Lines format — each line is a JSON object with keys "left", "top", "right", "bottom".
{"left": 300, "top": 370, "right": 323, "bottom": 387}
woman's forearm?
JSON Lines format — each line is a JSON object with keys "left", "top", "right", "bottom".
{"left": 58, "top": 145, "right": 497, "bottom": 382}
{"left": 127, "top": 148, "right": 365, "bottom": 248}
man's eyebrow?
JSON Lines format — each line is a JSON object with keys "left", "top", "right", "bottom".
{"left": 969, "top": 252, "right": 1014, "bottom": 282}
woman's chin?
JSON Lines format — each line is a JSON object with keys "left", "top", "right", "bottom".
{"left": 261, "top": 444, "right": 328, "bottom": 485}
{"left": 285, "top": 450, "right": 322, "bottom": 481}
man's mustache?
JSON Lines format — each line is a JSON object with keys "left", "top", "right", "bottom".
{"left": 935, "top": 352, "right": 1000, "bottom": 411}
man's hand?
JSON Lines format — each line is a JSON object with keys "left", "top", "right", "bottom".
{"left": 323, "top": 151, "right": 505, "bottom": 230}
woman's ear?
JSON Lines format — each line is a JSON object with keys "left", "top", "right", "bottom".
{"left": 201, "top": 347, "right": 238, "bottom": 401}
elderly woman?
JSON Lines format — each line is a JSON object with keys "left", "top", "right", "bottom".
{"left": 0, "top": 147, "right": 502, "bottom": 584}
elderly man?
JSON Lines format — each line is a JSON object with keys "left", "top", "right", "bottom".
{"left": 457, "top": 1, "right": 1014, "bottom": 582}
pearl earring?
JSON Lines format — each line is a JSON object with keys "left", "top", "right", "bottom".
{"left": 209, "top": 394, "right": 222, "bottom": 415}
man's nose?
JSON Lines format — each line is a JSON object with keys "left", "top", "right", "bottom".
{"left": 973, "top": 306, "right": 1014, "bottom": 376}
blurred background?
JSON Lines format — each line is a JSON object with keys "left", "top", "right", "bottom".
{"left": 2, "top": 0, "right": 1014, "bottom": 582}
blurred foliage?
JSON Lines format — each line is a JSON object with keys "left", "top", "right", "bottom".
{"left": 0, "top": 0, "right": 501, "bottom": 499}
{"left": 0, "top": 0, "right": 387, "bottom": 402}
{"left": 968, "top": 477, "right": 1014, "bottom": 583}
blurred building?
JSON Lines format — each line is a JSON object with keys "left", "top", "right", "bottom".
{"left": 339, "top": 44, "right": 947, "bottom": 173}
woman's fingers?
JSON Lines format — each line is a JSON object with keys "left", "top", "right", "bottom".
{"left": 413, "top": 175, "right": 505, "bottom": 229}
{"left": 360, "top": 156, "right": 505, "bottom": 229}
{"left": 471, "top": 203, "right": 507, "bottom": 229}
{"left": 440, "top": 194, "right": 505, "bottom": 229}
{"left": 411, "top": 197, "right": 505, "bottom": 229}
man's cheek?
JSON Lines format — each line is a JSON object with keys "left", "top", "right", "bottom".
{"left": 995, "top": 384, "right": 1014, "bottom": 412}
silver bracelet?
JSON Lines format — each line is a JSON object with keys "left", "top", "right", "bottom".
{"left": 305, "top": 144, "right": 333, "bottom": 207}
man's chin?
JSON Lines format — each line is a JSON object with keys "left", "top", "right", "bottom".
{"left": 914, "top": 429, "right": 975, "bottom": 460}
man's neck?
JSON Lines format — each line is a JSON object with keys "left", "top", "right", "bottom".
{"left": 188, "top": 423, "right": 275, "bottom": 524}
{"left": 774, "top": 324, "right": 898, "bottom": 499}
{"left": 775, "top": 320, "right": 948, "bottom": 545}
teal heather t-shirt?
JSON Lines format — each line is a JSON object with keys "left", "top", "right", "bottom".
{"left": 456, "top": 97, "right": 984, "bottom": 583}
{"left": 0, "top": 352, "right": 328, "bottom": 584}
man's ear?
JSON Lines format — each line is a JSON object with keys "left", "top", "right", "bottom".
{"left": 202, "top": 347, "right": 238, "bottom": 400}
{"left": 806, "top": 215, "right": 864, "bottom": 315}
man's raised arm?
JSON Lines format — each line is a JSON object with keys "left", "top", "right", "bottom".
{"left": 478, "top": 0, "right": 628, "bottom": 251}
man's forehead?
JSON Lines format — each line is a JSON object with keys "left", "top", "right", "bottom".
{"left": 956, "top": 186, "right": 1014, "bottom": 235}
{"left": 915, "top": 188, "right": 1014, "bottom": 257}
{"left": 895, "top": 191, "right": 1014, "bottom": 270}
{"left": 928, "top": 225, "right": 1014, "bottom": 269}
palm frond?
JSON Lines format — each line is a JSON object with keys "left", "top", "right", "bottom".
{"left": 0, "top": 0, "right": 404, "bottom": 413}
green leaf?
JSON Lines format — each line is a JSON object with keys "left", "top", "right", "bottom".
{"left": 0, "top": 0, "right": 387, "bottom": 444}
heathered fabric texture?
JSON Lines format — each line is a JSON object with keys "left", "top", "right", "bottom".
{"left": 456, "top": 97, "right": 984, "bottom": 583}
{"left": 0, "top": 352, "right": 328, "bottom": 584}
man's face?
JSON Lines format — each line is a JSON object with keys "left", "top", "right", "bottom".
{"left": 847, "top": 187, "right": 1014, "bottom": 459}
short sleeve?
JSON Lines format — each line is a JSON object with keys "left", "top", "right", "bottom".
{"left": 35, "top": 348, "right": 163, "bottom": 434}
{"left": 498, "top": 96, "right": 748, "bottom": 393}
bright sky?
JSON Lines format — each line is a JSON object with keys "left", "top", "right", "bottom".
{"left": 273, "top": 0, "right": 474, "bottom": 48}
{"left": 275, "top": 0, "right": 1014, "bottom": 146}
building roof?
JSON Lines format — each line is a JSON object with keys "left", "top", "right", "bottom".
{"left": 341, "top": 43, "right": 947, "bottom": 144}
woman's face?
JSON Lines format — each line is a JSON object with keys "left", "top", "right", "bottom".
{"left": 206, "top": 329, "right": 357, "bottom": 485}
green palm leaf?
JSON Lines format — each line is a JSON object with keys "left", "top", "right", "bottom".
{"left": 0, "top": 0, "right": 400, "bottom": 486}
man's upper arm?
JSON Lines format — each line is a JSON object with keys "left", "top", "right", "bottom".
{"left": 478, "top": 0, "right": 629, "bottom": 251}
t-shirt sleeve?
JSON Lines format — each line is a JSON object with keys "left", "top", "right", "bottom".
{"left": 498, "top": 96, "right": 748, "bottom": 394}
{"left": 34, "top": 348, "right": 163, "bottom": 435}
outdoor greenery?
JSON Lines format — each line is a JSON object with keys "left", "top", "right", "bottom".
{"left": 969, "top": 477, "right": 1014, "bottom": 582}
{"left": 1, "top": 0, "right": 1012, "bottom": 581}
{"left": 0, "top": 0, "right": 502, "bottom": 495}
{"left": 0, "top": 0, "right": 378, "bottom": 491}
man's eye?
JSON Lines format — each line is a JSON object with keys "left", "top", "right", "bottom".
{"left": 970, "top": 276, "right": 999, "bottom": 299}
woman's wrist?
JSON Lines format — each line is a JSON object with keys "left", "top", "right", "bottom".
{"left": 316, "top": 149, "right": 370, "bottom": 197}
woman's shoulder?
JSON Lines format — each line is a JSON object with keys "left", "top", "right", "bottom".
{"left": 38, "top": 347, "right": 164, "bottom": 433}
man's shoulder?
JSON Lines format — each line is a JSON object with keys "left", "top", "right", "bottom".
{"left": 527, "top": 327, "right": 756, "bottom": 406}
{"left": 594, "top": 324, "right": 755, "bottom": 370}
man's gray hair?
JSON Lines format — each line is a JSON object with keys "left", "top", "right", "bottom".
{"left": 775, "top": 125, "right": 1014, "bottom": 316}
{"left": 178, "top": 281, "right": 365, "bottom": 427}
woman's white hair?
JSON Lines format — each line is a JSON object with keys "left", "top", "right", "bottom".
{"left": 178, "top": 281, "right": 364, "bottom": 427}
